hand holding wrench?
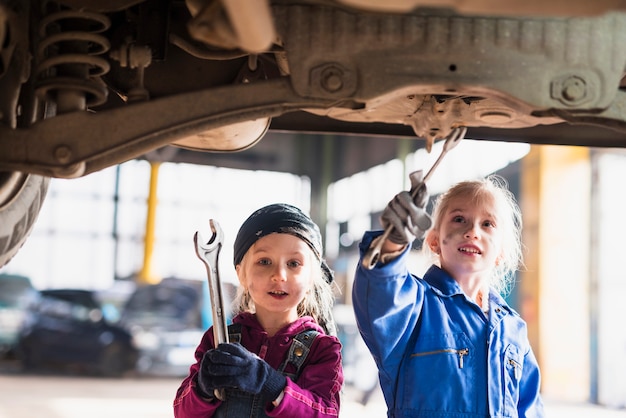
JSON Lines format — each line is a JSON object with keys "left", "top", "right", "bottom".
{"left": 362, "top": 127, "right": 466, "bottom": 269}
{"left": 194, "top": 219, "right": 229, "bottom": 400}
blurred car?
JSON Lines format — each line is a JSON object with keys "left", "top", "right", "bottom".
{"left": 334, "top": 303, "right": 380, "bottom": 405}
{"left": 0, "top": 274, "right": 38, "bottom": 358}
{"left": 16, "top": 289, "right": 138, "bottom": 377}
{"left": 119, "top": 278, "right": 206, "bottom": 376}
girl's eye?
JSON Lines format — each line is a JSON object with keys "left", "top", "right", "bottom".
{"left": 483, "top": 220, "right": 495, "bottom": 228}
{"left": 287, "top": 260, "right": 302, "bottom": 268}
{"left": 257, "top": 258, "right": 271, "bottom": 266}
{"left": 452, "top": 215, "right": 465, "bottom": 223}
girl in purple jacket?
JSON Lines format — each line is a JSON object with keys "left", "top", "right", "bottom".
{"left": 174, "top": 203, "right": 343, "bottom": 418}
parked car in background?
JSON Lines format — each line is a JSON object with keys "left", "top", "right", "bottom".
{"left": 0, "top": 274, "right": 38, "bottom": 359}
{"left": 16, "top": 289, "right": 138, "bottom": 377}
{"left": 119, "top": 278, "right": 207, "bottom": 376}
{"left": 333, "top": 303, "right": 380, "bottom": 405}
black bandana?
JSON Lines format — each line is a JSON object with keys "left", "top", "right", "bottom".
{"left": 233, "top": 203, "right": 334, "bottom": 283}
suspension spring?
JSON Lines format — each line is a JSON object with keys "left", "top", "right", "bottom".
{"left": 36, "top": 8, "right": 111, "bottom": 112}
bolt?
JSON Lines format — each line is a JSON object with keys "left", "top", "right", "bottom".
{"left": 321, "top": 68, "right": 343, "bottom": 93}
{"left": 310, "top": 63, "right": 356, "bottom": 96}
{"left": 561, "top": 76, "right": 586, "bottom": 102}
{"left": 55, "top": 145, "right": 72, "bottom": 164}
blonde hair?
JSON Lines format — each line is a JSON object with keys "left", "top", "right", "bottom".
{"left": 233, "top": 246, "right": 338, "bottom": 336}
{"left": 424, "top": 175, "right": 524, "bottom": 295}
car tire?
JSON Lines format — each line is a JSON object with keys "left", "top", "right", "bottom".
{"left": 0, "top": 173, "right": 49, "bottom": 268}
{"left": 17, "top": 340, "right": 41, "bottom": 371}
{"left": 98, "top": 343, "right": 128, "bottom": 377}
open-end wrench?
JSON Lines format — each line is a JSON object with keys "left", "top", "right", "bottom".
{"left": 194, "top": 219, "right": 229, "bottom": 400}
{"left": 362, "top": 126, "right": 467, "bottom": 269}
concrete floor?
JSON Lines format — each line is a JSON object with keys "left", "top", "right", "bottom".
{"left": 0, "top": 360, "right": 624, "bottom": 417}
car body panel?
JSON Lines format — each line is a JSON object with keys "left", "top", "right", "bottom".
{"left": 16, "top": 289, "right": 138, "bottom": 376}
{"left": 0, "top": 274, "right": 38, "bottom": 357}
{"left": 120, "top": 278, "right": 206, "bottom": 376}
{"left": 0, "top": 1, "right": 625, "bottom": 180}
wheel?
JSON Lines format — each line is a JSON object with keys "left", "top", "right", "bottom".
{"left": 0, "top": 172, "right": 49, "bottom": 268}
{"left": 16, "top": 338, "right": 41, "bottom": 372}
{"left": 98, "top": 343, "right": 129, "bottom": 377}
{"left": 0, "top": 0, "right": 52, "bottom": 269}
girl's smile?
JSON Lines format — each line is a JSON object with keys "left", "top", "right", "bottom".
{"left": 268, "top": 290, "right": 288, "bottom": 299}
{"left": 457, "top": 243, "right": 482, "bottom": 255}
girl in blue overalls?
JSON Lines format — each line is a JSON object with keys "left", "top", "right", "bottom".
{"left": 174, "top": 203, "right": 343, "bottom": 418}
{"left": 353, "top": 175, "right": 544, "bottom": 417}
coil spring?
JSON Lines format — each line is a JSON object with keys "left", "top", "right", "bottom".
{"left": 36, "top": 8, "right": 111, "bottom": 110}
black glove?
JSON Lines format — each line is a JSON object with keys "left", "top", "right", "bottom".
{"left": 196, "top": 349, "right": 220, "bottom": 400}
{"left": 206, "top": 343, "right": 286, "bottom": 400}
{"left": 380, "top": 170, "right": 432, "bottom": 245}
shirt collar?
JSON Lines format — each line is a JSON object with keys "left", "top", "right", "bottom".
{"left": 423, "top": 265, "right": 514, "bottom": 315}
{"left": 423, "top": 265, "right": 464, "bottom": 297}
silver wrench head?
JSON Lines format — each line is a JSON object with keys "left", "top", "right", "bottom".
{"left": 443, "top": 126, "right": 466, "bottom": 152}
{"left": 194, "top": 219, "right": 224, "bottom": 264}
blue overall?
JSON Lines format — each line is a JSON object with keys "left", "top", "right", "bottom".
{"left": 353, "top": 230, "right": 544, "bottom": 417}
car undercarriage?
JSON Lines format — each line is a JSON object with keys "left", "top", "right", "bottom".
{"left": 1, "top": 0, "right": 626, "bottom": 267}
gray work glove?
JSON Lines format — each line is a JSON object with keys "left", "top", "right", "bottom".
{"left": 380, "top": 170, "right": 433, "bottom": 245}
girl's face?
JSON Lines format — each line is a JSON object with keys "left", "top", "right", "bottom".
{"left": 236, "top": 232, "right": 315, "bottom": 325}
{"left": 428, "top": 194, "right": 504, "bottom": 283}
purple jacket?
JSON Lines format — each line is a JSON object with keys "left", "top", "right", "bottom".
{"left": 173, "top": 312, "right": 343, "bottom": 417}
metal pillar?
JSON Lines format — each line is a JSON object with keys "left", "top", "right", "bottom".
{"left": 138, "top": 161, "right": 161, "bottom": 285}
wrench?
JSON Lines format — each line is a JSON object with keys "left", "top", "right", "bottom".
{"left": 362, "top": 127, "right": 467, "bottom": 269}
{"left": 194, "top": 219, "right": 229, "bottom": 400}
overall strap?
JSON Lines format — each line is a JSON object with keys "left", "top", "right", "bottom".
{"left": 278, "top": 329, "right": 320, "bottom": 381}
{"left": 227, "top": 323, "right": 242, "bottom": 344}
{"left": 226, "top": 323, "right": 319, "bottom": 381}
